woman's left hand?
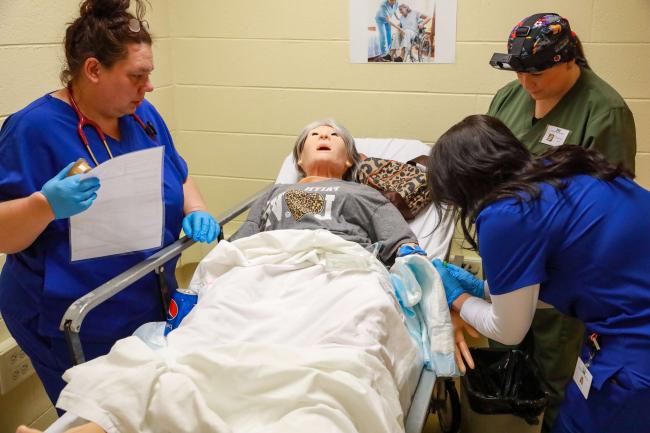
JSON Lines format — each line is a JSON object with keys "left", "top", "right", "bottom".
{"left": 450, "top": 309, "right": 479, "bottom": 374}
{"left": 182, "top": 211, "right": 220, "bottom": 243}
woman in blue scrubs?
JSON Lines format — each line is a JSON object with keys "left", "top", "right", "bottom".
{"left": 427, "top": 115, "right": 650, "bottom": 433}
{"left": 375, "top": 0, "right": 400, "bottom": 59}
{"left": 0, "top": 0, "right": 219, "bottom": 405}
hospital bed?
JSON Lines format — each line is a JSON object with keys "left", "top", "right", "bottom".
{"left": 49, "top": 138, "right": 458, "bottom": 433}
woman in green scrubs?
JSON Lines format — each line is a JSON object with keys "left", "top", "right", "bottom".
{"left": 486, "top": 12, "right": 636, "bottom": 433}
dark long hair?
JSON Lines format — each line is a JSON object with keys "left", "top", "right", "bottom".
{"left": 427, "top": 115, "right": 631, "bottom": 250}
{"left": 61, "top": 0, "right": 152, "bottom": 85}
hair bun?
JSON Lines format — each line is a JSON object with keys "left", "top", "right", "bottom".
{"left": 80, "top": 0, "right": 130, "bottom": 18}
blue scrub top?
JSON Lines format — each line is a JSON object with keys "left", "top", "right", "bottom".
{"left": 375, "top": 1, "right": 397, "bottom": 23}
{"left": 0, "top": 94, "right": 188, "bottom": 342}
{"left": 476, "top": 175, "right": 650, "bottom": 389}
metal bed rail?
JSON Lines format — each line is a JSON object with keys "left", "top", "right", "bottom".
{"left": 58, "top": 182, "right": 438, "bottom": 432}
{"left": 59, "top": 185, "right": 273, "bottom": 364}
{"left": 406, "top": 368, "right": 437, "bottom": 433}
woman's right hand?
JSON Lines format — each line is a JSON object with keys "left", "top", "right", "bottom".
{"left": 40, "top": 162, "right": 100, "bottom": 219}
{"left": 432, "top": 259, "right": 467, "bottom": 308}
{"left": 445, "top": 262, "right": 485, "bottom": 298}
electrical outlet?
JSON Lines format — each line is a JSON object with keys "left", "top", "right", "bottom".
{"left": 449, "top": 254, "right": 483, "bottom": 278}
{"left": 0, "top": 337, "right": 35, "bottom": 395}
{"left": 462, "top": 256, "right": 483, "bottom": 278}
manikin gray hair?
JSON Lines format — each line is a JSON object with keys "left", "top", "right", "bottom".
{"left": 292, "top": 119, "right": 361, "bottom": 181}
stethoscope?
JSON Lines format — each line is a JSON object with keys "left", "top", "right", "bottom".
{"left": 68, "top": 86, "right": 158, "bottom": 166}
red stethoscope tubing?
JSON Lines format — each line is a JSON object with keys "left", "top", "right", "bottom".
{"left": 67, "top": 87, "right": 155, "bottom": 166}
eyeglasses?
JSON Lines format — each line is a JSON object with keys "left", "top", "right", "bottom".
{"left": 128, "top": 18, "right": 150, "bottom": 33}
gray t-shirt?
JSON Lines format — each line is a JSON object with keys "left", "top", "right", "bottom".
{"left": 231, "top": 179, "right": 418, "bottom": 264}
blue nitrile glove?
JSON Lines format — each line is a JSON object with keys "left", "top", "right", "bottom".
{"left": 397, "top": 244, "right": 428, "bottom": 257}
{"left": 182, "top": 211, "right": 220, "bottom": 243}
{"left": 444, "top": 262, "right": 484, "bottom": 299}
{"left": 40, "top": 162, "right": 100, "bottom": 219}
{"left": 431, "top": 258, "right": 467, "bottom": 308}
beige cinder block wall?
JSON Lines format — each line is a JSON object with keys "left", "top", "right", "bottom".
{"left": 0, "top": 0, "right": 647, "bottom": 427}
{"left": 0, "top": 1, "right": 171, "bottom": 429}
{"left": 169, "top": 0, "right": 649, "bottom": 259}
{"left": 0, "top": 1, "right": 173, "bottom": 129}
{"left": 2, "top": 0, "right": 646, "bottom": 261}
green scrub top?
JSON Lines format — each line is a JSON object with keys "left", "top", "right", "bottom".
{"left": 488, "top": 67, "right": 637, "bottom": 174}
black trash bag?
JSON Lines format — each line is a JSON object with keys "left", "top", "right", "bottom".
{"left": 462, "top": 348, "right": 549, "bottom": 425}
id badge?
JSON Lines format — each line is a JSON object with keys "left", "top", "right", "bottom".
{"left": 541, "top": 125, "right": 571, "bottom": 147}
{"left": 573, "top": 357, "right": 593, "bottom": 399}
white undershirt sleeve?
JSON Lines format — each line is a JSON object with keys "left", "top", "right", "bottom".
{"left": 459, "top": 284, "right": 540, "bottom": 346}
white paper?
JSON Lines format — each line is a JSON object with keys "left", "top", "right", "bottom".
{"left": 70, "top": 147, "right": 164, "bottom": 261}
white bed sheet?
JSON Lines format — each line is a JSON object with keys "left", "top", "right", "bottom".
{"left": 52, "top": 230, "right": 421, "bottom": 433}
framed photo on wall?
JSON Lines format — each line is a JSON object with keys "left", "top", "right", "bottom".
{"left": 350, "top": 0, "right": 457, "bottom": 63}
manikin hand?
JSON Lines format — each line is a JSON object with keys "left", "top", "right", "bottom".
{"left": 450, "top": 309, "right": 480, "bottom": 374}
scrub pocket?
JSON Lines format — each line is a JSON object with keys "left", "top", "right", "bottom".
{"left": 41, "top": 244, "right": 96, "bottom": 337}
{"left": 597, "top": 368, "right": 650, "bottom": 432}
{"left": 555, "top": 367, "right": 650, "bottom": 433}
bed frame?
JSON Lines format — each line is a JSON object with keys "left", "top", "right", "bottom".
{"left": 59, "top": 185, "right": 459, "bottom": 433}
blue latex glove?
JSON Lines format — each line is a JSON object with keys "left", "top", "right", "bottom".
{"left": 396, "top": 244, "right": 428, "bottom": 257}
{"left": 40, "top": 162, "right": 100, "bottom": 219}
{"left": 432, "top": 258, "right": 467, "bottom": 308}
{"left": 182, "top": 211, "right": 220, "bottom": 243}
{"left": 444, "top": 262, "right": 485, "bottom": 299}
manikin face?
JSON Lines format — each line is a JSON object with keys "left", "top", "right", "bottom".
{"left": 298, "top": 125, "right": 352, "bottom": 179}
{"left": 96, "top": 43, "right": 155, "bottom": 118}
{"left": 516, "top": 61, "right": 574, "bottom": 101}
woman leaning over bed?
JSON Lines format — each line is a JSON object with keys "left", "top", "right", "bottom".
{"left": 428, "top": 114, "right": 650, "bottom": 433}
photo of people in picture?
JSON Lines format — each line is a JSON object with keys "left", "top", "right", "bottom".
{"left": 368, "top": 0, "right": 436, "bottom": 62}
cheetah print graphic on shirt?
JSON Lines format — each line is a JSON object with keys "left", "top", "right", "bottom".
{"left": 284, "top": 189, "right": 325, "bottom": 220}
